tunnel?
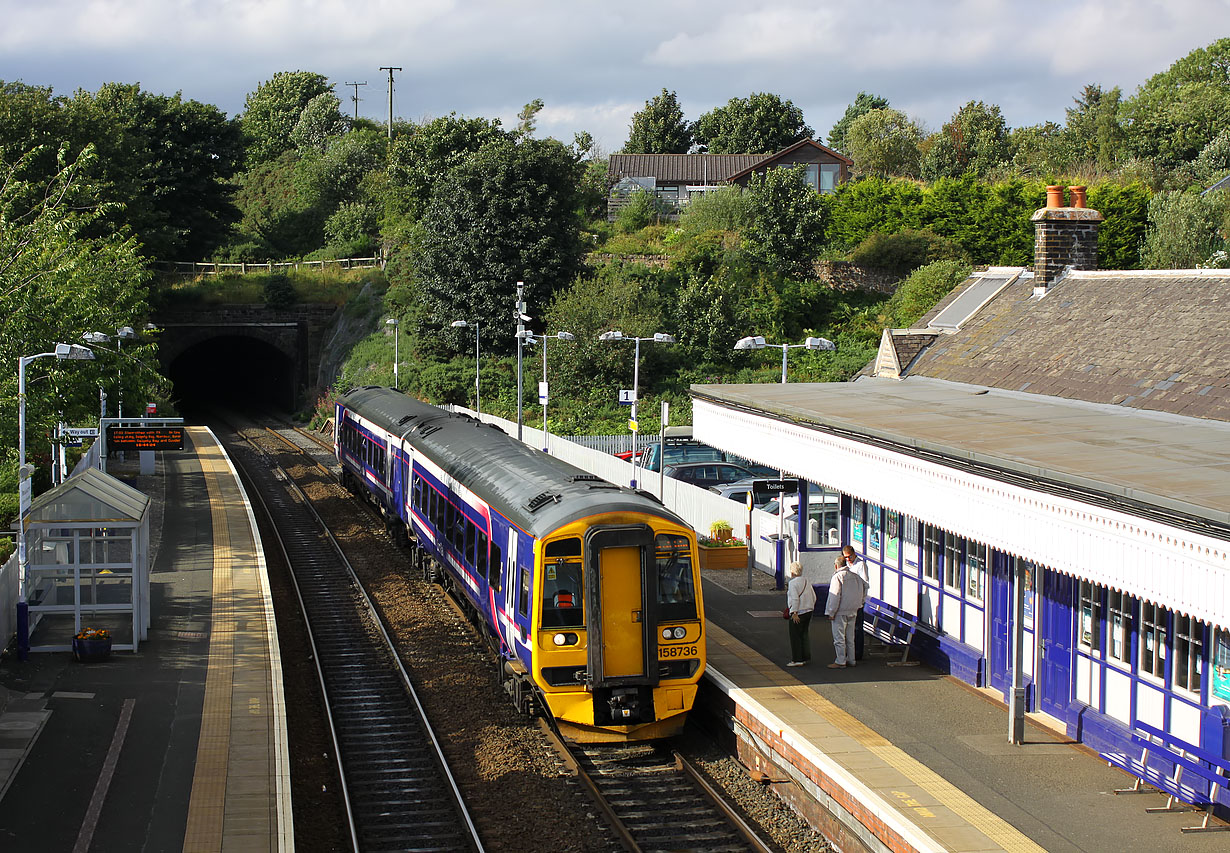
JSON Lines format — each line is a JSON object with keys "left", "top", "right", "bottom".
{"left": 168, "top": 334, "right": 298, "bottom": 416}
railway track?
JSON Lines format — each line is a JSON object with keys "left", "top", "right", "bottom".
{"left": 217, "top": 418, "right": 484, "bottom": 852}
{"left": 547, "top": 729, "right": 775, "bottom": 853}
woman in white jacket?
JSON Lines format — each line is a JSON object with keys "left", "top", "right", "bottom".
{"left": 786, "top": 561, "right": 817, "bottom": 667}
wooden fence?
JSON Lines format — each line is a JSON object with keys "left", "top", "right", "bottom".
{"left": 159, "top": 256, "right": 383, "bottom": 276}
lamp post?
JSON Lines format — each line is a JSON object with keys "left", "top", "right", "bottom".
{"left": 385, "top": 317, "right": 399, "bottom": 390}
{"left": 83, "top": 327, "right": 138, "bottom": 418}
{"left": 598, "top": 330, "right": 675, "bottom": 489}
{"left": 450, "top": 319, "right": 481, "bottom": 416}
{"left": 17, "top": 343, "right": 95, "bottom": 659}
{"left": 734, "top": 335, "right": 836, "bottom": 383}
{"left": 518, "top": 330, "right": 574, "bottom": 453}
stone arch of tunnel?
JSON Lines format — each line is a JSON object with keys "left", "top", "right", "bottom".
{"left": 168, "top": 334, "right": 297, "bottom": 414}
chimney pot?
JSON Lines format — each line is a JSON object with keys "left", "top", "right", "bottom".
{"left": 1070, "top": 185, "right": 1087, "bottom": 208}
{"left": 1046, "top": 185, "right": 1065, "bottom": 208}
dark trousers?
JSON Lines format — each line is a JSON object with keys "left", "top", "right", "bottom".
{"left": 788, "top": 611, "right": 813, "bottom": 662}
{"left": 855, "top": 606, "right": 865, "bottom": 660}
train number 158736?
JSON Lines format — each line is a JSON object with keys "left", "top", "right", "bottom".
{"left": 658, "top": 643, "right": 698, "bottom": 659}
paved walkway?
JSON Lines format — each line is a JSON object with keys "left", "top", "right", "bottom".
{"left": 0, "top": 429, "right": 291, "bottom": 852}
{"left": 701, "top": 571, "right": 1228, "bottom": 852}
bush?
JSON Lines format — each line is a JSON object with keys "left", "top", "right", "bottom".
{"left": 262, "top": 273, "right": 297, "bottom": 308}
{"left": 850, "top": 229, "right": 968, "bottom": 274}
{"left": 616, "top": 189, "right": 667, "bottom": 233}
{"left": 882, "top": 259, "right": 972, "bottom": 328}
{"left": 677, "top": 186, "right": 751, "bottom": 235}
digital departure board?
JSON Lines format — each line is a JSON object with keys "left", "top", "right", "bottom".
{"left": 106, "top": 426, "right": 185, "bottom": 450}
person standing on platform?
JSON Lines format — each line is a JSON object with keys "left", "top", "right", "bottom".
{"left": 785, "top": 561, "right": 817, "bottom": 667}
{"left": 843, "top": 545, "right": 869, "bottom": 661}
{"left": 826, "top": 553, "right": 867, "bottom": 668}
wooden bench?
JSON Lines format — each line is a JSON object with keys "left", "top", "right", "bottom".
{"left": 1110, "top": 720, "right": 1230, "bottom": 833}
{"left": 863, "top": 599, "right": 920, "bottom": 667}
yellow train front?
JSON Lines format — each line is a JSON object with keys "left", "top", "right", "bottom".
{"left": 529, "top": 512, "right": 706, "bottom": 743}
{"left": 334, "top": 387, "right": 706, "bottom": 744}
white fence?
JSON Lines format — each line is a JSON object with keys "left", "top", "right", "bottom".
{"left": 160, "top": 256, "right": 383, "bottom": 276}
{"left": 0, "top": 550, "right": 15, "bottom": 655}
{"left": 457, "top": 409, "right": 839, "bottom": 583}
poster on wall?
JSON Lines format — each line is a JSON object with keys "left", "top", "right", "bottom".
{"left": 869, "top": 505, "right": 881, "bottom": 553}
{"left": 852, "top": 498, "right": 865, "bottom": 546}
{"left": 1215, "top": 631, "right": 1230, "bottom": 702}
{"left": 886, "top": 511, "right": 899, "bottom": 563}
{"left": 1022, "top": 563, "right": 1036, "bottom": 626}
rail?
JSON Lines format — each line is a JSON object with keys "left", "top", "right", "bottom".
{"left": 157, "top": 256, "right": 382, "bottom": 276}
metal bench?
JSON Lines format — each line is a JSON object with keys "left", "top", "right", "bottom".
{"left": 863, "top": 599, "right": 920, "bottom": 667}
{"left": 1109, "top": 720, "right": 1230, "bottom": 833}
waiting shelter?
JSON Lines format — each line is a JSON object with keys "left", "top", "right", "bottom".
{"left": 21, "top": 467, "right": 151, "bottom": 653}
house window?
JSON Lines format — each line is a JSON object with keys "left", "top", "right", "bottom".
{"left": 803, "top": 163, "right": 819, "bottom": 189}
{"left": 1107, "top": 590, "right": 1131, "bottom": 664}
{"left": 1140, "top": 601, "right": 1166, "bottom": 679}
{"left": 1079, "top": 581, "right": 1103, "bottom": 653}
{"left": 1174, "top": 614, "right": 1203, "bottom": 695}
{"left": 820, "top": 164, "right": 840, "bottom": 193}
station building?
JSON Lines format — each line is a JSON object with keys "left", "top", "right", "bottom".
{"left": 692, "top": 188, "right": 1230, "bottom": 794}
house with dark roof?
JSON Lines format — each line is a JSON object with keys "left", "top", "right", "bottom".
{"left": 607, "top": 139, "right": 852, "bottom": 220}
{"left": 689, "top": 183, "right": 1230, "bottom": 809}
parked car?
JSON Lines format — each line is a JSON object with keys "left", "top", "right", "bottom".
{"left": 662, "top": 461, "right": 757, "bottom": 488}
{"left": 708, "top": 478, "right": 777, "bottom": 509}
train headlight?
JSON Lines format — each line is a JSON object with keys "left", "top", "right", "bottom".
{"left": 661, "top": 627, "right": 673, "bottom": 640}
{"left": 552, "top": 632, "right": 578, "bottom": 646}
{"left": 672, "top": 626, "right": 687, "bottom": 640}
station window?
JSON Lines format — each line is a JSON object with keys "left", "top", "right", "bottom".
{"left": 1174, "top": 614, "right": 1204, "bottom": 695}
{"left": 1140, "top": 601, "right": 1166, "bottom": 679}
{"left": 966, "top": 542, "right": 985, "bottom": 601}
{"left": 542, "top": 538, "right": 584, "bottom": 628}
{"left": 903, "top": 516, "right": 919, "bottom": 571}
{"left": 921, "top": 524, "right": 941, "bottom": 582}
{"left": 1107, "top": 590, "right": 1132, "bottom": 664}
{"left": 655, "top": 533, "right": 697, "bottom": 621}
{"left": 1079, "top": 580, "right": 1103, "bottom": 653}
{"left": 943, "top": 532, "right": 962, "bottom": 591}
{"left": 885, "top": 511, "right": 900, "bottom": 567}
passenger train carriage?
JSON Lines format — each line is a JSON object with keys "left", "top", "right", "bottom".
{"left": 335, "top": 386, "right": 706, "bottom": 742}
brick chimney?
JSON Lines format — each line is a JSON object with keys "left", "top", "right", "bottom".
{"left": 1031, "top": 185, "right": 1103, "bottom": 289}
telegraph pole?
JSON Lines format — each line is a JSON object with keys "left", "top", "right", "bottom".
{"left": 344, "top": 81, "right": 367, "bottom": 120}
{"left": 379, "top": 66, "right": 402, "bottom": 139}
{"left": 515, "top": 281, "right": 526, "bottom": 441}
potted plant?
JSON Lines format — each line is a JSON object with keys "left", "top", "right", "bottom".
{"left": 709, "top": 519, "right": 734, "bottom": 542}
{"left": 696, "top": 531, "right": 748, "bottom": 570}
{"left": 72, "top": 627, "right": 112, "bottom": 662}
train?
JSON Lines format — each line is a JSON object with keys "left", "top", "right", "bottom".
{"left": 334, "top": 386, "right": 706, "bottom": 742}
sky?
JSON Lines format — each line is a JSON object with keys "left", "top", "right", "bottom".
{"left": 2, "top": 0, "right": 1227, "bottom": 154}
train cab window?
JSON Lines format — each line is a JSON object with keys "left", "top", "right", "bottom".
{"left": 655, "top": 533, "right": 697, "bottom": 621}
{"left": 542, "top": 538, "right": 584, "bottom": 628}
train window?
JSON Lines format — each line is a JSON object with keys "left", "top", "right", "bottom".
{"left": 477, "top": 531, "right": 489, "bottom": 580}
{"left": 655, "top": 533, "right": 697, "bottom": 621}
{"left": 542, "top": 538, "right": 584, "bottom": 628}
{"left": 1174, "top": 614, "right": 1204, "bottom": 695}
{"left": 1140, "top": 601, "right": 1166, "bottom": 679}
{"left": 490, "top": 541, "right": 503, "bottom": 593}
{"left": 518, "top": 564, "right": 530, "bottom": 617}
{"left": 451, "top": 505, "right": 464, "bottom": 551}
{"left": 465, "top": 521, "right": 476, "bottom": 567}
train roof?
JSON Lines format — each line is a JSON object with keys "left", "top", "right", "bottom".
{"left": 339, "top": 387, "right": 689, "bottom": 539}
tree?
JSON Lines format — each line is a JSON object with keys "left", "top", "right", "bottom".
{"left": 516, "top": 98, "right": 544, "bottom": 137}
{"left": 241, "top": 71, "right": 333, "bottom": 165}
{"left": 1121, "top": 38, "right": 1230, "bottom": 175}
{"left": 693, "top": 93, "right": 813, "bottom": 154}
{"left": 0, "top": 146, "right": 160, "bottom": 471}
{"left": 385, "top": 114, "right": 507, "bottom": 222}
{"left": 65, "top": 83, "right": 244, "bottom": 261}
{"left": 827, "top": 92, "right": 890, "bottom": 155}
{"left": 289, "top": 91, "right": 349, "bottom": 154}
{"left": 921, "top": 101, "right": 1012, "bottom": 181}
{"left": 412, "top": 137, "right": 586, "bottom": 352}
{"left": 1141, "top": 190, "right": 1228, "bottom": 268}
{"left": 844, "top": 108, "right": 924, "bottom": 179}
{"left": 1063, "top": 84, "right": 1126, "bottom": 171}
{"left": 741, "top": 166, "right": 828, "bottom": 278}
{"left": 623, "top": 89, "right": 693, "bottom": 154}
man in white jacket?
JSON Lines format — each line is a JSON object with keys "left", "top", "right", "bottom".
{"left": 826, "top": 554, "right": 868, "bottom": 668}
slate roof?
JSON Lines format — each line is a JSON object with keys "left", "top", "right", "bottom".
{"left": 608, "top": 153, "right": 769, "bottom": 184}
{"left": 902, "top": 268, "right": 1230, "bottom": 422}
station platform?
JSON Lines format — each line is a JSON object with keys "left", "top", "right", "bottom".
{"left": 0, "top": 428, "right": 291, "bottom": 852}
{"left": 700, "top": 571, "right": 1228, "bottom": 852}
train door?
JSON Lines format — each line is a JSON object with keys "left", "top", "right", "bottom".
{"left": 1038, "top": 569, "right": 1075, "bottom": 721}
{"left": 599, "top": 545, "right": 644, "bottom": 679}
{"left": 503, "top": 526, "right": 520, "bottom": 653}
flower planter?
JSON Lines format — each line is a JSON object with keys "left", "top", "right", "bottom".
{"left": 72, "top": 635, "right": 112, "bottom": 662}
{"left": 697, "top": 542, "right": 748, "bottom": 571}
